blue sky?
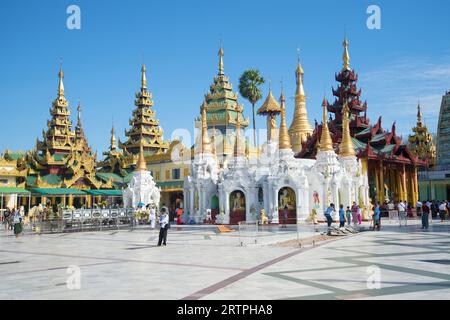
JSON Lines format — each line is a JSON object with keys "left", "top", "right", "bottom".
{"left": 1, "top": 0, "right": 449, "bottom": 154}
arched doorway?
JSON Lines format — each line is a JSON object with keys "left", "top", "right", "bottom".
{"left": 230, "top": 190, "right": 246, "bottom": 224}
{"left": 211, "top": 195, "right": 219, "bottom": 223}
{"left": 278, "top": 187, "right": 296, "bottom": 225}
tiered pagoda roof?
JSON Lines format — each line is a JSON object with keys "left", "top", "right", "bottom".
{"left": 26, "top": 66, "right": 109, "bottom": 190}
{"left": 120, "top": 65, "right": 170, "bottom": 155}
{"left": 408, "top": 104, "right": 436, "bottom": 166}
{"left": 203, "top": 47, "right": 249, "bottom": 131}
{"left": 297, "top": 38, "right": 426, "bottom": 167}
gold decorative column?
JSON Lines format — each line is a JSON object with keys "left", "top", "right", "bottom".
{"left": 68, "top": 194, "right": 74, "bottom": 207}
{"left": 379, "top": 160, "right": 384, "bottom": 203}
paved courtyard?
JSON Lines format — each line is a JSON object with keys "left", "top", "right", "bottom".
{"left": 1, "top": 221, "right": 449, "bottom": 300}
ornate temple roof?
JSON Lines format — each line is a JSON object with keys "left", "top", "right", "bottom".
{"left": 120, "top": 64, "right": 170, "bottom": 155}
{"left": 297, "top": 38, "right": 425, "bottom": 167}
{"left": 257, "top": 88, "right": 281, "bottom": 115}
{"left": 203, "top": 47, "right": 249, "bottom": 129}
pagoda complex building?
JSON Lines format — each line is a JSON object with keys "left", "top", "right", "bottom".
{"left": 23, "top": 67, "right": 112, "bottom": 207}
{"left": 97, "top": 65, "right": 190, "bottom": 209}
{"left": 417, "top": 90, "right": 450, "bottom": 201}
{"left": 297, "top": 38, "right": 427, "bottom": 205}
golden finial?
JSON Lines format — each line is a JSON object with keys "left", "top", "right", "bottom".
{"left": 201, "top": 101, "right": 212, "bottom": 154}
{"left": 218, "top": 44, "right": 224, "bottom": 75}
{"left": 417, "top": 101, "right": 423, "bottom": 126}
{"left": 342, "top": 37, "right": 351, "bottom": 71}
{"left": 339, "top": 102, "right": 355, "bottom": 157}
{"left": 141, "top": 64, "right": 147, "bottom": 89}
{"left": 136, "top": 141, "right": 147, "bottom": 171}
{"left": 319, "top": 96, "right": 334, "bottom": 151}
{"left": 110, "top": 122, "right": 117, "bottom": 151}
{"left": 58, "top": 64, "right": 65, "bottom": 97}
{"left": 77, "top": 101, "right": 82, "bottom": 126}
{"left": 279, "top": 91, "right": 292, "bottom": 150}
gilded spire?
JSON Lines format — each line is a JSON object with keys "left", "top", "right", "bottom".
{"left": 296, "top": 49, "right": 305, "bottom": 96}
{"left": 339, "top": 102, "right": 356, "bottom": 157}
{"left": 279, "top": 92, "right": 292, "bottom": 150}
{"left": 218, "top": 45, "right": 224, "bottom": 75}
{"left": 289, "top": 52, "right": 313, "bottom": 153}
{"left": 201, "top": 101, "right": 212, "bottom": 154}
{"left": 319, "top": 97, "right": 334, "bottom": 152}
{"left": 417, "top": 102, "right": 423, "bottom": 126}
{"left": 136, "top": 142, "right": 147, "bottom": 171}
{"left": 77, "top": 101, "right": 82, "bottom": 127}
{"left": 58, "top": 64, "right": 65, "bottom": 97}
{"left": 110, "top": 123, "right": 117, "bottom": 151}
{"left": 141, "top": 64, "right": 147, "bottom": 89}
{"left": 342, "top": 37, "right": 351, "bottom": 71}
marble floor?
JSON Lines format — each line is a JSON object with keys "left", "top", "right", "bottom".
{"left": 0, "top": 220, "right": 449, "bottom": 300}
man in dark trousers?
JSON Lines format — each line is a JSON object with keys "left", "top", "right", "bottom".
{"left": 157, "top": 207, "right": 169, "bottom": 246}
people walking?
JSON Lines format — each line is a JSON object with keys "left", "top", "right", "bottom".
{"left": 439, "top": 201, "right": 448, "bottom": 222}
{"left": 157, "top": 207, "right": 169, "bottom": 246}
{"left": 398, "top": 200, "right": 407, "bottom": 223}
{"left": 345, "top": 206, "right": 352, "bottom": 226}
{"left": 373, "top": 202, "right": 381, "bottom": 231}
{"left": 12, "top": 208, "right": 23, "bottom": 238}
{"left": 339, "top": 204, "right": 345, "bottom": 228}
{"left": 351, "top": 202, "right": 358, "bottom": 226}
{"left": 357, "top": 206, "right": 362, "bottom": 225}
{"left": 422, "top": 201, "right": 430, "bottom": 229}
{"left": 324, "top": 203, "right": 335, "bottom": 234}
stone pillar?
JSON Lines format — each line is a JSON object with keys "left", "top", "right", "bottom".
{"left": 272, "top": 186, "right": 279, "bottom": 224}
{"left": 224, "top": 190, "right": 230, "bottom": 224}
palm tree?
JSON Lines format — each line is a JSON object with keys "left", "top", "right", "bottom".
{"left": 239, "top": 69, "right": 265, "bottom": 148}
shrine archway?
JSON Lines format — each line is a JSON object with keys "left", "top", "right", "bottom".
{"left": 278, "top": 187, "right": 297, "bottom": 225}
{"left": 229, "top": 190, "right": 246, "bottom": 224}
{"left": 211, "top": 195, "right": 219, "bottom": 223}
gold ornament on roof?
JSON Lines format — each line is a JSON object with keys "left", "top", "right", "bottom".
{"left": 136, "top": 142, "right": 147, "bottom": 171}
{"left": 342, "top": 37, "right": 351, "bottom": 71}
{"left": 319, "top": 97, "right": 334, "bottom": 152}
{"left": 339, "top": 102, "right": 356, "bottom": 157}
{"left": 279, "top": 92, "right": 292, "bottom": 150}
{"left": 289, "top": 51, "right": 313, "bottom": 153}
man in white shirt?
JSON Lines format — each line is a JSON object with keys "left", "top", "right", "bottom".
{"left": 439, "top": 202, "right": 448, "bottom": 222}
{"left": 157, "top": 207, "right": 169, "bottom": 246}
{"left": 398, "top": 200, "right": 407, "bottom": 222}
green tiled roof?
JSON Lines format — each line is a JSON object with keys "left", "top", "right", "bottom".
{"left": 29, "top": 188, "right": 86, "bottom": 195}
{"left": 156, "top": 181, "right": 183, "bottom": 190}
{"left": 352, "top": 138, "right": 366, "bottom": 150}
{"left": 85, "top": 190, "right": 122, "bottom": 196}
{"left": 370, "top": 133, "right": 386, "bottom": 143}
{"left": 355, "top": 127, "right": 371, "bottom": 137}
{"left": 52, "top": 154, "right": 66, "bottom": 161}
{"left": 0, "top": 187, "right": 30, "bottom": 194}
{"left": 41, "top": 174, "right": 62, "bottom": 185}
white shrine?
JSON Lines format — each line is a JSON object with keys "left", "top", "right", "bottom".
{"left": 184, "top": 54, "right": 369, "bottom": 225}
{"left": 123, "top": 144, "right": 161, "bottom": 209}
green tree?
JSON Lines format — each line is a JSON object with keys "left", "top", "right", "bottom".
{"left": 239, "top": 69, "right": 265, "bottom": 147}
